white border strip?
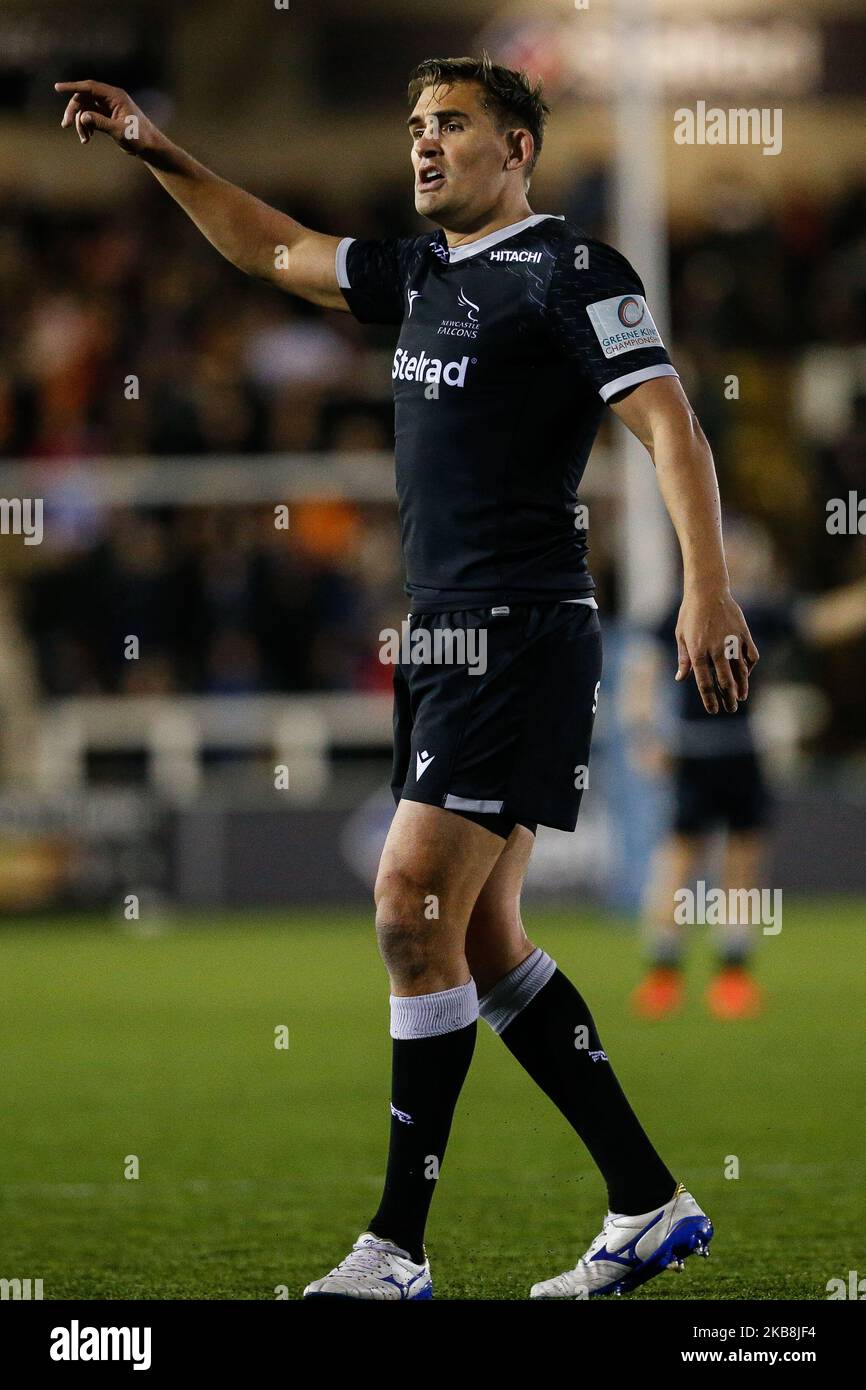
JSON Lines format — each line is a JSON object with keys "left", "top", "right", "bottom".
{"left": 446, "top": 213, "right": 563, "bottom": 264}
{"left": 390, "top": 979, "right": 478, "bottom": 1039}
{"left": 599, "top": 363, "right": 678, "bottom": 403}
{"left": 335, "top": 236, "right": 355, "bottom": 290}
{"left": 444, "top": 794, "right": 504, "bottom": 814}
{"left": 478, "top": 948, "right": 558, "bottom": 1034}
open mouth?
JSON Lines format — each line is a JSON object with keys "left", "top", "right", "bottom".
{"left": 418, "top": 167, "right": 445, "bottom": 191}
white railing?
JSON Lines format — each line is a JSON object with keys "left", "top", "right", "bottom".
{"left": 0, "top": 448, "right": 616, "bottom": 506}
{"left": 36, "top": 693, "right": 393, "bottom": 804}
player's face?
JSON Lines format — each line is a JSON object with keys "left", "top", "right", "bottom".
{"left": 408, "top": 82, "right": 518, "bottom": 228}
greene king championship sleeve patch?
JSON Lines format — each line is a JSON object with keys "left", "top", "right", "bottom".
{"left": 586, "top": 294, "right": 664, "bottom": 359}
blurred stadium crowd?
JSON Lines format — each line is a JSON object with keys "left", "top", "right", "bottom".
{"left": 0, "top": 173, "right": 864, "bottom": 753}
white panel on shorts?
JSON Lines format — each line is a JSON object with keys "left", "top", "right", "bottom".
{"left": 443, "top": 794, "right": 505, "bottom": 815}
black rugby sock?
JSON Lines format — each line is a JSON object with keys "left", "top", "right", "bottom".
{"left": 369, "top": 1020, "right": 476, "bottom": 1263}
{"left": 500, "top": 969, "right": 676, "bottom": 1215}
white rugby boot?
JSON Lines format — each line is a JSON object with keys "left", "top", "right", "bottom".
{"left": 303, "top": 1232, "right": 433, "bottom": 1300}
{"left": 530, "top": 1183, "right": 713, "bottom": 1299}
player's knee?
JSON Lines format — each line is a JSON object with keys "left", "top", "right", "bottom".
{"left": 374, "top": 867, "right": 443, "bottom": 981}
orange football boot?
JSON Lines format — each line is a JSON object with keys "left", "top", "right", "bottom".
{"left": 705, "top": 967, "right": 764, "bottom": 1019}
{"left": 631, "top": 967, "right": 684, "bottom": 1020}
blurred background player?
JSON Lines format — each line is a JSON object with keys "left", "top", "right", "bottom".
{"left": 626, "top": 516, "right": 866, "bottom": 1020}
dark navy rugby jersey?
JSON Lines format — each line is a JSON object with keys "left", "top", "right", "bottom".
{"left": 336, "top": 212, "right": 678, "bottom": 612}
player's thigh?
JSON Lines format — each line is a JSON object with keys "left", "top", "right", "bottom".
{"left": 647, "top": 831, "right": 707, "bottom": 910}
{"left": 374, "top": 799, "right": 507, "bottom": 939}
{"left": 465, "top": 825, "right": 536, "bottom": 993}
{"left": 723, "top": 830, "right": 765, "bottom": 887}
{"left": 664, "top": 832, "right": 708, "bottom": 884}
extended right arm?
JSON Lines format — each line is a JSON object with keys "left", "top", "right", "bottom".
{"left": 55, "top": 80, "right": 347, "bottom": 310}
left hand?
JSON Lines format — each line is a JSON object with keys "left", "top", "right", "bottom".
{"left": 675, "top": 587, "right": 759, "bottom": 714}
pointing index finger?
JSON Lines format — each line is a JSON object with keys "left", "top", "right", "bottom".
{"left": 55, "top": 80, "right": 102, "bottom": 92}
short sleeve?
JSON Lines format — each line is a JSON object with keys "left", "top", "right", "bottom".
{"left": 544, "top": 239, "right": 678, "bottom": 403}
{"left": 336, "top": 236, "right": 414, "bottom": 326}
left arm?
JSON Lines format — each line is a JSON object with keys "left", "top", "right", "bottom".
{"left": 795, "top": 578, "right": 866, "bottom": 647}
{"left": 611, "top": 375, "right": 759, "bottom": 714}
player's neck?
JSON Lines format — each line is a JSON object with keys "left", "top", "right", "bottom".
{"left": 442, "top": 200, "right": 535, "bottom": 250}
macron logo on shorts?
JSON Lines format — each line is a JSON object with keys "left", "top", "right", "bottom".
{"left": 416, "top": 749, "right": 435, "bottom": 780}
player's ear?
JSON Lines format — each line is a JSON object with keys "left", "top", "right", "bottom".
{"left": 504, "top": 128, "right": 533, "bottom": 173}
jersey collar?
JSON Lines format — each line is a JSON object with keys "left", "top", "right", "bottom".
{"left": 430, "top": 213, "right": 564, "bottom": 265}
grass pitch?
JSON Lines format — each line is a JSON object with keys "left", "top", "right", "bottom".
{"left": 0, "top": 900, "right": 863, "bottom": 1300}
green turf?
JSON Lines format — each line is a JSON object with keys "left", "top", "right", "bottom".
{"left": 0, "top": 900, "right": 863, "bottom": 1300}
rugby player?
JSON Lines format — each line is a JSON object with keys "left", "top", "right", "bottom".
{"left": 56, "top": 53, "right": 758, "bottom": 1300}
{"left": 628, "top": 519, "right": 866, "bottom": 1020}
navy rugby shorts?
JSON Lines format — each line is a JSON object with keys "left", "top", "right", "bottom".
{"left": 671, "top": 750, "right": 770, "bottom": 835}
{"left": 390, "top": 601, "right": 602, "bottom": 838}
